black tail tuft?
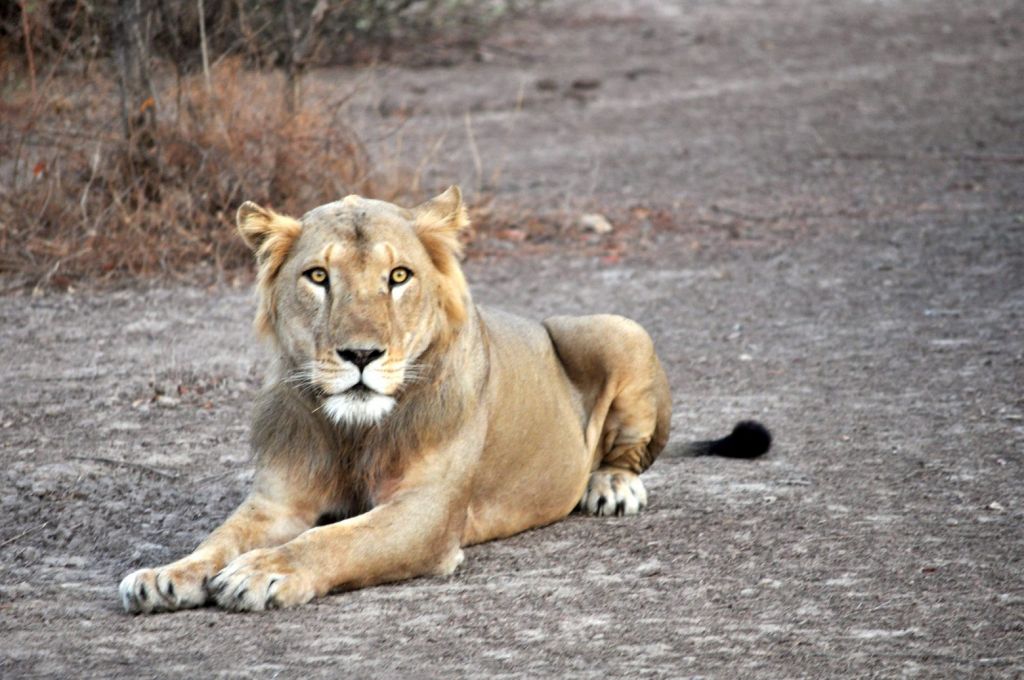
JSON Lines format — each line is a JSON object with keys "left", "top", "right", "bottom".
{"left": 682, "top": 420, "right": 772, "bottom": 458}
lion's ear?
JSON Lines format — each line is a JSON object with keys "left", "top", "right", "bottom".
{"left": 236, "top": 201, "right": 270, "bottom": 251}
{"left": 412, "top": 186, "right": 470, "bottom": 254}
{"left": 237, "top": 201, "right": 300, "bottom": 253}
{"left": 236, "top": 201, "right": 303, "bottom": 336}
{"left": 411, "top": 186, "right": 471, "bottom": 328}
{"left": 236, "top": 201, "right": 302, "bottom": 268}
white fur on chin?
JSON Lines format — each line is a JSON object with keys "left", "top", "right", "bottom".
{"left": 323, "top": 392, "right": 396, "bottom": 426}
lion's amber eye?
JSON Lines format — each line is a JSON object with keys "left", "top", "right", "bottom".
{"left": 305, "top": 267, "right": 328, "bottom": 285}
{"left": 389, "top": 267, "right": 412, "bottom": 287}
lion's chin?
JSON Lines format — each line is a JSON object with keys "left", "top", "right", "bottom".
{"left": 322, "top": 392, "right": 396, "bottom": 427}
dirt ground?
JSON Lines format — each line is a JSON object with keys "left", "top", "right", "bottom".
{"left": 2, "top": 0, "right": 1023, "bottom": 677}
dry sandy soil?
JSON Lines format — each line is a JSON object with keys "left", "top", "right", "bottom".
{"left": 2, "top": 0, "right": 1023, "bottom": 677}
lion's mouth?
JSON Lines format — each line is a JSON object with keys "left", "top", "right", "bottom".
{"left": 347, "top": 382, "right": 374, "bottom": 396}
{"left": 314, "top": 378, "right": 388, "bottom": 402}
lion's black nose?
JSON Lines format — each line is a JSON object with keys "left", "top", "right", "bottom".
{"left": 338, "top": 348, "right": 384, "bottom": 370}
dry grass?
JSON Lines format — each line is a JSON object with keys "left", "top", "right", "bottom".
{"left": 0, "top": 60, "right": 407, "bottom": 288}
{"left": 0, "top": 0, "right": 542, "bottom": 290}
{"left": 0, "top": 57, "right": 650, "bottom": 291}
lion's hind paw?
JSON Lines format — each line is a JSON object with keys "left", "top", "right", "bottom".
{"left": 578, "top": 467, "right": 648, "bottom": 516}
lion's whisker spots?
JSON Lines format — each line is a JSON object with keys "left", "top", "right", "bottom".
{"left": 396, "top": 364, "right": 429, "bottom": 385}
{"left": 289, "top": 361, "right": 317, "bottom": 377}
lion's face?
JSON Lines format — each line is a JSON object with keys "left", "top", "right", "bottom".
{"left": 237, "top": 188, "right": 470, "bottom": 426}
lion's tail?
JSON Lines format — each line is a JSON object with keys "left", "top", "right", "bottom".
{"left": 674, "top": 420, "right": 772, "bottom": 459}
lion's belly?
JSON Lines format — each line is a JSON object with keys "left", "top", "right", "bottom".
{"left": 461, "top": 307, "right": 593, "bottom": 545}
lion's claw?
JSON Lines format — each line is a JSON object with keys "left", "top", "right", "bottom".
{"left": 119, "top": 558, "right": 215, "bottom": 614}
{"left": 209, "top": 548, "right": 314, "bottom": 612}
{"left": 579, "top": 467, "right": 648, "bottom": 516}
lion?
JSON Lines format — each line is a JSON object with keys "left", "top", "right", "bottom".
{"left": 119, "top": 187, "right": 770, "bottom": 613}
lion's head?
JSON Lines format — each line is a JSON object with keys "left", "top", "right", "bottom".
{"left": 236, "top": 187, "right": 471, "bottom": 427}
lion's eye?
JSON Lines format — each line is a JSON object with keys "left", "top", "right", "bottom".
{"left": 389, "top": 267, "right": 412, "bottom": 287}
{"left": 305, "top": 267, "right": 329, "bottom": 285}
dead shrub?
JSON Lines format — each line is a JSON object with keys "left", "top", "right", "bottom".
{"left": 0, "top": 1, "right": 544, "bottom": 289}
{"left": 0, "top": 60, "right": 392, "bottom": 286}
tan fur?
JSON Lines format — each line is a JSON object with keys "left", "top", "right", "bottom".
{"left": 118, "top": 187, "right": 671, "bottom": 614}
{"left": 236, "top": 201, "right": 303, "bottom": 337}
{"left": 412, "top": 186, "right": 471, "bottom": 328}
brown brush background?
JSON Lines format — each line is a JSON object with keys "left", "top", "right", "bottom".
{"left": 0, "top": 0, "right": 533, "bottom": 287}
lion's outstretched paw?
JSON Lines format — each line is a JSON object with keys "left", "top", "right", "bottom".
{"left": 578, "top": 467, "right": 648, "bottom": 517}
{"left": 119, "top": 557, "right": 216, "bottom": 614}
{"left": 209, "top": 548, "right": 315, "bottom": 612}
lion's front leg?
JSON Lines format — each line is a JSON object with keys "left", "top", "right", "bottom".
{"left": 210, "top": 451, "right": 473, "bottom": 612}
{"left": 119, "top": 476, "right": 323, "bottom": 614}
{"left": 210, "top": 492, "right": 467, "bottom": 611}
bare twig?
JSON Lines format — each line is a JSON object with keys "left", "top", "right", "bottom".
{"left": 198, "top": 0, "right": 213, "bottom": 95}
{"left": 0, "top": 522, "right": 49, "bottom": 549}
{"left": 79, "top": 141, "right": 103, "bottom": 222}
{"left": 464, "top": 111, "right": 483, "bottom": 192}
{"left": 11, "top": 0, "right": 85, "bottom": 189}
{"left": 411, "top": 129, "right": 450, "bottom": 196}
{"left": 822, "top": 151, "right": 1024, "bottom": 165}
{"left": 70, "top": 455, "right": 180, "bottom": 479}
{"left": 19, "top": 0, "right": 37, "bottom": 99}
{"left": 194, "top": 469, "right": 238, "bottom": 486}
{"left": 281, "top": 0, "right": 329, "bottom": 113}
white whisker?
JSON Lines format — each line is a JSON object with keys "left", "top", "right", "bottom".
{"left": 283, "top": 361, "right": 317, "bottom": 388}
